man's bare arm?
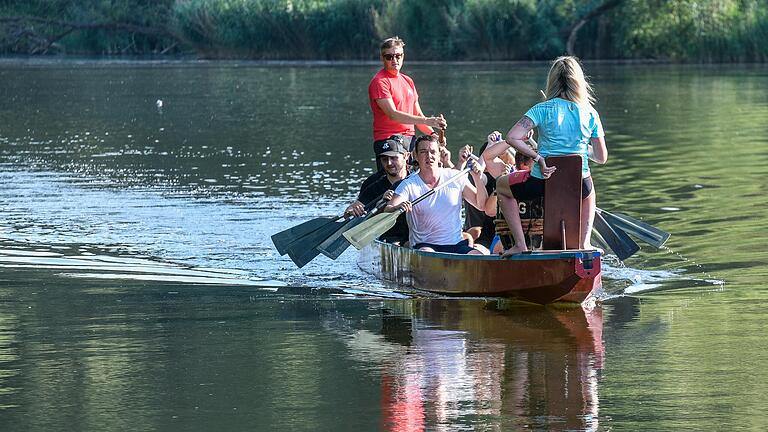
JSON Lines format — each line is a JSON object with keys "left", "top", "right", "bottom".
{"left": 376, "top": 98, "right": 446, "bottom": 129}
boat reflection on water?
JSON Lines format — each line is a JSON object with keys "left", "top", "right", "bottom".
{"left": 344, "top": 300, "right": 604, "bottom": 431}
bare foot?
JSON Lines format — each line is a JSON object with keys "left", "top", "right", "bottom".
{"left": 501, "top": 244, "right": 528, "bottom": 258}
{"left": 582, "top": 244, "right": 605, "bottom": 253}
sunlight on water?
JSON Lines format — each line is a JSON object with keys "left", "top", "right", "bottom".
{"left": 0, "top": 160, "right": 729, "bottom": 302}
{"left": 599, "top": 245, "right": 726, "bottom": 299}
{"left": 656, "top": 245, "right": 727, "bottom": 286}
{"left": 0, "top": 245, "right": 285, "bottom": 288}
{"left": 3, "top": 62, "right": 763, "bottom": 297}
{"left": 1, "top": 60, "right": 768, "bottom": 432}
{"left": 0, "top": 166, "right": 373, "bottom": 290}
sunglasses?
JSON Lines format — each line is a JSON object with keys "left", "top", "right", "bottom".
{"left": 383, "top": 53, "right": 403, "bottom": 61}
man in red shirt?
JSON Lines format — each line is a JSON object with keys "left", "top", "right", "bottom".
{"left": 369, "top": 36, "right": 447, "bottom": 169}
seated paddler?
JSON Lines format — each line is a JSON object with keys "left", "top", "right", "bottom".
{"left": 487, "top": 56, "right": 608, "bottom": 257}
{"left": 385, "top": 134, "right": 488, "bottom": 255}
{"left": 344, "top": 134, "right": 410, "bottom": 244}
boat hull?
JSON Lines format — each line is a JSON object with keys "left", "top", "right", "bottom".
{"left": 358, "top": 241, "right": 602, "bottom": 305}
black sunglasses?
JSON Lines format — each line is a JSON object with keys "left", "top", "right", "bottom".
{"left": 383, "top": 53, "right": 403, "bottom": 61}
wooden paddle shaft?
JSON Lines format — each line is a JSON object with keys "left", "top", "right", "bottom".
{"left": 410, "top": 165, "right": 471, "bottom": 207}
{"left": 437, "top": 114, "right": 445, "bottom": 145}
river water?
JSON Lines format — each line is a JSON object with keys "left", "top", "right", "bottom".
{"left": 0, "top": 59, "right": 766, "bottom": 431}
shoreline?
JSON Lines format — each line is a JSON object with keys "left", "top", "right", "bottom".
{"left": 1, "top": 56, "right": 765, "bottom": 67}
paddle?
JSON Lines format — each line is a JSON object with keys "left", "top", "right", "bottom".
{"left": 319, "top": 168, "right": 421, "bottom": 259}
{"left": 272, "top": 191, "right": 389, "bottom": 261}
{"left": 596, "top": 208, "right": 670, "bottom": 248}
{"left": 271, "top": 215, "right": 344, "bottom": 256}
{"left": 521, "top": 137, "right": 663, "bottom": 256}
{"left": 592, "top": 210, "right": 640, "bottom": 260}
{"left": 317, "top": 198, "right": 389, "bottom": 259}
{"left": 317, "top": 217, "right": 367, "bottom": 259}
{"left": 344, "top": 164, "right": 474, "bottom": 250}
{"left": 281, "top": 194, "right": 391, "bottom": 267}
{"left": 283, "top": 217, "right": 352, "bottom": 268}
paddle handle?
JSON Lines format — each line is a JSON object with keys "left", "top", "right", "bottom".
{"left": 364, "top": 198, "right": 389, "bottom": 219}
{"left": 354, "top": 169, "right": 420, "bottom": 219}
{"left": 437, "top": 114, "right": 446, "bottom": 145}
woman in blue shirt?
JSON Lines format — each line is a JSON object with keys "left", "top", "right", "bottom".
{"left": 486, "top": 56, "right": 608, "bottom": 256}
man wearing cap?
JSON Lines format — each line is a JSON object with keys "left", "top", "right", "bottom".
{"left": 344, "top": 135, "right": 410, "bottom": 244}
{"left": 370, "top": 36, "right": 447, "bottom": 170}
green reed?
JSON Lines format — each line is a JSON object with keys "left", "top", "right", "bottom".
{"left": 2, "top": 0, "right": 767, "bottom": 62}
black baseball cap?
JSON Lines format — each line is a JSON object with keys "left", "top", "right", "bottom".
{"left": 375, "top": 135, "right": 408, "bottom": 157}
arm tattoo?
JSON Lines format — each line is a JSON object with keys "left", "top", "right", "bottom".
{"left": 514, "top": 116, "right": 534, "bottom": 132}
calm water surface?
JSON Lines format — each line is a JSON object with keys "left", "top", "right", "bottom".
{"left": 0, "top": 59, "right": 766, "bottom": 431}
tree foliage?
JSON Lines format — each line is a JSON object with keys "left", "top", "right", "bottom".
{"left": 0, "top": 0, "right": 178, "bottom": 54}
{"left": 611, "top": 0, "right": 768, "bottom": 61}
{"left": 1, "top": 0, "right": 767, "bottom": 61}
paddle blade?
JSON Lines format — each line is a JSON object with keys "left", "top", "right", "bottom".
{"left": 343, "top": 212, "right": 400, "bottom": 250}
{"left": 271, "top": 217, "right": 336, "bottom": 255}
{"left": 285, "top": 220, "right": 347, "bottom": 268}
{"left": 601, "top": 210, "right": 670, "bottom": 249}
{"left": 591, "top": 230, "right": 610, "bottom": 252}
{"left": 318, "top": 234, "right": 352, "bottom": 260}
{"left": 593, "top": 211, "right": 640, "bottom": 261}
{"left": 317, "top": 217, "right": 365, "bottom": 259}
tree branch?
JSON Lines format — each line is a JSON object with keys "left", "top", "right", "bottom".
{"left": 0, "top": 16, "right": 172, "bottom": 37}
{"left": 565, "top": 0, "right": 625, "bottom": 55}
{"left": 0, "top": 15, "right": 180, "bottom": 54}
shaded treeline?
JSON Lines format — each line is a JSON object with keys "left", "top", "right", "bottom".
{"left": 1, "top": 0, "right": 767, "bottom": 62}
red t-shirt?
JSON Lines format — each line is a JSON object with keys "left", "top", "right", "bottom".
{"left": 368, "top": 68, "right": 419, "bottom": 141}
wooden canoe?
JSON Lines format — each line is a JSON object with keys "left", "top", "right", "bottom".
{"left": 358, "top": 240, "right": 602, "bottom": 305}
{"left": 357, "top": 155, "right": 601, "bottom": 305}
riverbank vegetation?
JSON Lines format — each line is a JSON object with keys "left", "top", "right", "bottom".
{"left": 1, "top": 0, "right": 766, "bottom": 62}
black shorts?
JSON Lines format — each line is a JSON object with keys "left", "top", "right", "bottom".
{"left": 582, "top": 176, "right": 593, "bottom": 198}
{"left": 464, "top": 201, "right": 486, "bottom": 230}
{"left": 413, "top": 239, "right": 475, "bottom": 254}
{"left": 511, "top": 176, "right": 593, "bottom": 201}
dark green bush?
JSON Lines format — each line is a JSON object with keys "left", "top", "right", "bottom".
{"left": 2, "top": 0, "right": 767, "bottom": 61}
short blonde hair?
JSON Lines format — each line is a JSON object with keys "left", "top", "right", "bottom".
{"left": 380, "top": 36, "right": 405, "bottom": 53}
{"left": 544, "top": 56, "right": 595, "bottom": 106}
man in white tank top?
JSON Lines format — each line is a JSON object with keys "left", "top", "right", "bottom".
{"left": 386, "top": 135, "right": 488, "bottom": 255}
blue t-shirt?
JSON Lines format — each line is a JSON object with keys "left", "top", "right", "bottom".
{"left": 524, "top": 98, "right": 604, "bottom": 178}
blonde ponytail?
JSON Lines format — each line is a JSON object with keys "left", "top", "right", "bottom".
{"left": 543, "top": 56, "right": 595, "bottom": 106}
